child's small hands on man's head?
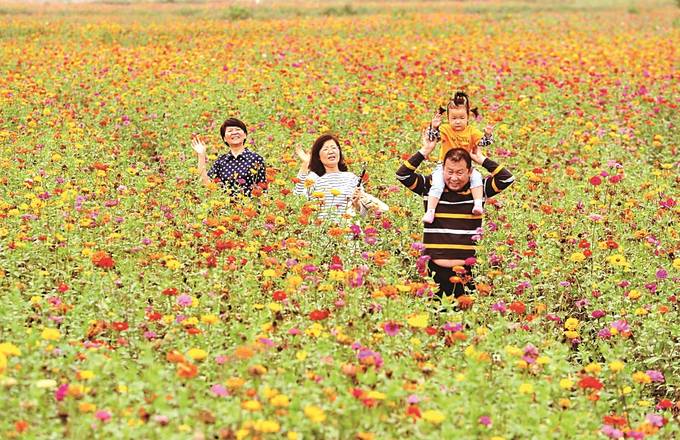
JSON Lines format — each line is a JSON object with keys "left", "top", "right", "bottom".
{"left": 484, "top": 125, "right": 494, "bottom": 136}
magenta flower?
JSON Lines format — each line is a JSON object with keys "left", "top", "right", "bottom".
{"left": 95, "top": 410, "right": 111, "bottom": 422}
{"left": 442, "top": 322, "right": 463, "bottom": 332}
{"left": 656, "top": 269, "right": 668, "bottom": 279}
{"left": 383, "top": 321, "right": 400, "bottom": 336}
{"left": 478, "top": 415, "right": 492, "bottom": 427}
{"left": 591, "top": 310, "right": 605, "bottom": 319}
{"left": 611, "top": 319, "right": 629, "bottom": 333}
{"left": 55, "top": 383, "right": 69, "bottom": 402}
{"left": 487, "top": 302, "right": 506, "bottom": 316}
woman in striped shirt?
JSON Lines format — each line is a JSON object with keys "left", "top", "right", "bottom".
{"left": 293, "top": 134, "right": 370, "bottom": 219}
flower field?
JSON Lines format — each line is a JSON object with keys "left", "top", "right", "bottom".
{"left": 0, "top": 0, "right": 678, "bottom": 438}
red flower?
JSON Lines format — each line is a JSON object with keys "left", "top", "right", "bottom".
{"left": 272, "top": 290, "right": 287, "bottom": 302}
{"left": 508, "top": 301, "right": 526, "bottom": 315}
{"left": 147, "top": 311, "right": 162, "bottom": 321}
{"left": 309, "top": 309, "right": 330, "bottom": 321}
{"left": 162, "top": 288, "right": 179, "bottom": 296}
{"left": 206, "top": 254, "right": 217, "bottom": 268}
{"left": 91, "top": 251, "right": 115, "bottom": 269}
{"left": 578, "top": 376, "right": 603, "bottom": 390}
{"left": 424, "top": 327, "right": 437, "bottom": 336}
{"left": 656, "top": 399, "right": 673, "bottom": 410}
{"left": 603, "top": 414, "right": 627, "bottom": 427}
{"left": 406, "top": 405, "right": 421, "bottom": 419}
{"left": 111, "top": 321, "right": 129, "bottom": 332}
{"left": 57, "top": 283, "right": 69, "bottom": 292}
{"left": 589, "top": 176, "right": 602, "bottom": 186}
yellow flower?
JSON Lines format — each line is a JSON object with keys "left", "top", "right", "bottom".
{"left": 41, "top": 328, "right": 61, "bottom": 341}
{"left": 570, "top": 252, "right": 586, "bottom": 262}
{"left": 268, "top": 302, "right": 283, "bottom": 312}
{"left": 365, "top": 391, "right": 386, "bottom": 400}
{"left": 505, "top": 345, "right": 522, "bottom": 357}
{"left": 329, "top": 188, "right": 341, "bottom": 196}
{"left": 187, "top": 348, "right": 208, "bottom": 361}
{"left": 304, "top": 405, "right": 326, "bottom": 423}
{"left": 77, "top": 370, "right": 95, "bottom": 380}
{"left": 559, "top": 379, "right": 573, "bottom": 390}
{"left": 296, "top": 350, "right": 308, "bottom": 361}
{"left": 0, "top": 343, "right": 21, "bottom": 357}
{"left": 563, "top": 330, "right": 579, "bottom": 339}
{"left": 253, "top": 419, "right": 280, "bottom": 433}
{"left": 263, "top": 269, "right": 276, "bottom": 277}
{"left": 270, "top": 394, "right": 290, "bottom": 407}
{"left": 609, "top": 360, "right": 625, "bottom": 373}
{"left": 564, "top": 318, "right": 579, "bottom": 331}
{"left": 407, "top": 313, "right": 429, "bottom": 329}
{"left": 584, "top": 363, "right": 602, "bottom": 374}
{"left": 606, "top": 254, "right": 628, "bottom": 267}
{"left": 242, "top": 400, "right": 262, "bottom": 411}
{"left": 632, "top": 371, "right": 651, "bottom": 384}
{"left": 421, "top": 410, "right": 445, "bottom": 424}
{"left": 519, "top": 383, "right": 534, "bottom": 394}
{"left": 558, "top": 398, "right": 571, "bottom": 409}
{"left": 201, "top": 314, "right": 219, "bottom": 325}
{"left": 628, "top": 289, "right": 641, "bottom": 300}
{"left": 672, "top": 258, "right": 680, "bottom": 270}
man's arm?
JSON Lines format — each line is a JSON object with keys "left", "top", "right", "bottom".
{"left": 395, "top": 132, "right": 436, "bottom": 195}
{"left": 481, "top": 158, "right": 514, "bottom": 197}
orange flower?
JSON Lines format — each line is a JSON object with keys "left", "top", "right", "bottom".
{"left": 235, "top": 345, "right": 254, "bottom": 360}
{"left": 177, "top": 362, "right": 198, "bottom": 379}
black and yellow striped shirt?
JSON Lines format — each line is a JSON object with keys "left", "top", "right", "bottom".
{"left": 396, "top": 152, "right": 515, "bottom": 260}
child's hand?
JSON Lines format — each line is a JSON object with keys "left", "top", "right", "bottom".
{"left": 419, "top": 130, "right": 437, "bottom": 158}
{"left": 191, "top": 136, "right": 207, "bottom": 156}
{"left": 484, "top": 125, "right": 494, "bottom": 136}
{"left": 431, "top": 111, "right": 443, "bottom": 129}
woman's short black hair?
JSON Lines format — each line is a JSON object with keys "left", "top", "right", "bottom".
{"left": 308, "top": 134, "right": 348, "bottom": 177}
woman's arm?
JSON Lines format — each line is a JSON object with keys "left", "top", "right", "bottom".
{"left": 191, "top": 136, "right": 212, "bottom": 186}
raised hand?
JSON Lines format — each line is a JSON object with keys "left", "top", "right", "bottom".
{"left": 419, "top": 130, "right": 437, "bottom": 158}
{"left": 295, "top": 144, "right": 310, "bottom": 166}
{"left": 431, "top": 111, "right": 443, "bottom": 129}
{"left": 191, "top": 136, "right": 207, "bottom": 156}
{"left": 469, "top": 143, "right": 487, "bottom": 165}
{"left": 484, "top": 124, "right": 494, "bottom": 136}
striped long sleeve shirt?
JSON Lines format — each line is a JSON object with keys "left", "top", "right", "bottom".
{"left": 293, "top": 170, "right": 364, "bottom": 219}
{"left": 396, "top": 152, "right": 515, "bottom": 260}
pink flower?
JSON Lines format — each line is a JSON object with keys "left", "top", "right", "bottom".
{"left": 383, "top": 321, "right": 400, "bottom": 336}
{"left": 646, "top": 370, "right": 664, "bottom": 383}
{"left": 95, "top": 410, "right": 111, "bottom": 422}
{"left": 177, "top": 294, "right": 192, "bottom": 307}
{"left": 55, "top": 384, "right": 69, "bottom": 402}
{"left": 478, "top": 415, "right": 492, "bottom": 427}
{"left": 211, "top": 384, "right": 229, "bottom": 397}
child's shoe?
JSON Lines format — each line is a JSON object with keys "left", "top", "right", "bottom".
{"left": 422, "top": 209, "right": 436, "bottom": 224}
